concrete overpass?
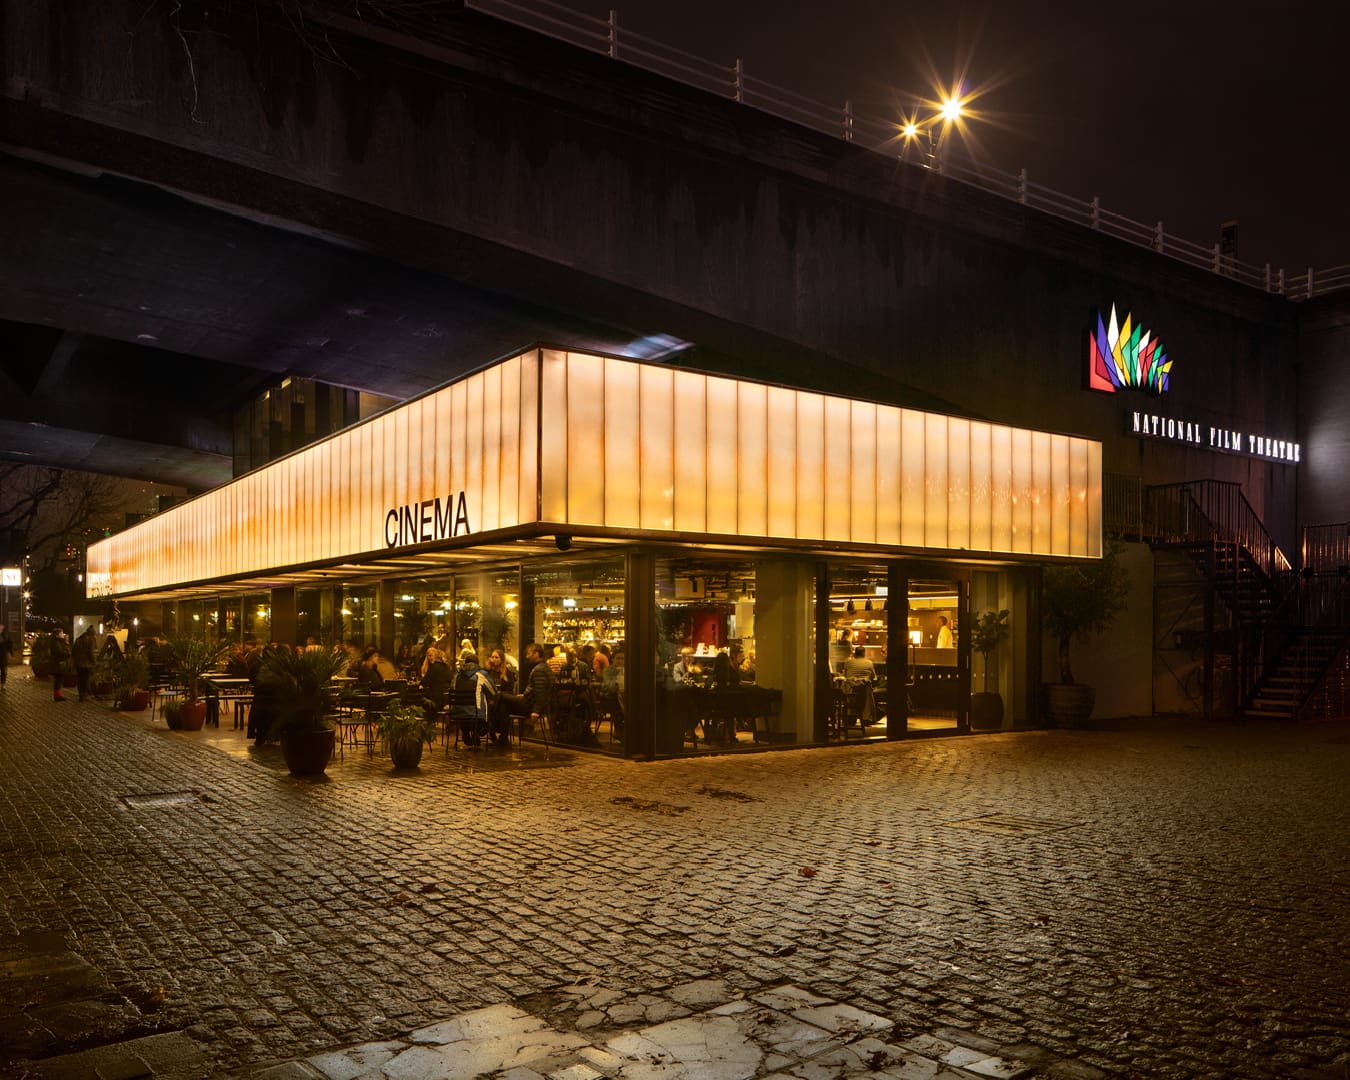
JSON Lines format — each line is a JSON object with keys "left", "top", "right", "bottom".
{"left": 2, "top": 0, "right": 1343, "bottom": 527}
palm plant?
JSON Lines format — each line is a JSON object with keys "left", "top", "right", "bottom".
{"left": 258, "top": 646, "right": 349, "bottom": 737}
{"left": 166, "top": 636, "right": 232, "bottom": 704}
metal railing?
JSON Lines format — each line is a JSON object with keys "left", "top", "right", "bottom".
{"left": 462, "top": 0, "right": 1346, "bottom": 301}
{"left": 1302, "top": 521, "right": 1350, "bottom": 574}
{"left": 1144, "top": 480, "right": 1293, "bottom": 580}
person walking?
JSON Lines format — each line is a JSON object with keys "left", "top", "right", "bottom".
{"left": 49, "top": 627, "right": 72, "bottom": 701}
{"left": 73, "top": 626, "right": 98, "bottom": 702}
{"left": 0, "top": 624, "right": 13, "bottom": 687}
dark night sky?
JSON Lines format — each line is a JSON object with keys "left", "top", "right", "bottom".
{"left": 563, "top": 0, "right": 1347, "bottom": 275}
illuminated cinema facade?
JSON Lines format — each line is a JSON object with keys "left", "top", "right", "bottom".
{"left": 88, "top": 347, "right": 1103, "bottom": 757}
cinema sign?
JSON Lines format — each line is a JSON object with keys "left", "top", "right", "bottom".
{"left": 1129, "top": 411, "right": 1300, "bottom": 463}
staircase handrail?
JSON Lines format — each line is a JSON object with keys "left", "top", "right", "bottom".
{"left": 1301, "top": 521, "right": 1350, "bottom": 574}
{"left": 1144, "top": 480, "right": 1293, "bottom": 581}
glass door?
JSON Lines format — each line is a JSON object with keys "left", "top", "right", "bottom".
{"left": 904, "top": 576, "right": 969, "bottom": 733}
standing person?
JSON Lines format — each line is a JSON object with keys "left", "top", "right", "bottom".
{"left": 73, "top": 626, "right": 98, "bottom": 702}
{"left": 936, "top": 615, "right": 954, "bottom": 648}
{"left": 49, "top": 627, "right": 72, "bottom": 702}
{"left": 0, "top": 624, "right": 13, "bottom": 687}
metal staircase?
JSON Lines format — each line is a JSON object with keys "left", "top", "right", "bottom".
{"left": 1107, "top": 478, "right": 1350, "bottom": 721}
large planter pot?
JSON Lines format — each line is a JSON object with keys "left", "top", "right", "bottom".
{"left": 180, "top": 700, "right": 208, "bottom": 731}
{"left": 970, "top": 691, "right": 1005, "bottom": 730}
{"left": 31, "top": 663, "right": 50, "bottom": 680}
{"left": 120, "top": 689, "right": 150, "bottom": 712}
{"left": 1045, "top": 683, "right": 1095, "bottom": 728}
{"left": 388, "top": 736, "right": 426, "bottom": 770}
{"left": 282, "top": 729, "right": 336, "bottom": 777}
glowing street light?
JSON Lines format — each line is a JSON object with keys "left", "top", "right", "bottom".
{"left": 899, "top": 85, "right": 971, "bottom": 171}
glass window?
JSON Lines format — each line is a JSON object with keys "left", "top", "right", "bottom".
{"left": 827, "top": 565, "right": 890, "bottom": 741}
{"left": 654, "top": 554, "right": 812, "bottom": 755}
{"left": 522, "top": 556, "right": 625, "bottom": 755}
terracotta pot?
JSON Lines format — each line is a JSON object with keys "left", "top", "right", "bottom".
{"left": 179, "top": 700, "right": 208, "bottom": 731}
{"left": 970, "top": 691, "right": 1004, "bottom": 730}
{"left": 282, "top": 729, "right": 336, "bottom": 777}
{"left": 388, "top": 736, "right": 425, "bottom": 770}
{"left": 120, "top": 689, "right": 150, "bottom": 712}
{"left": 31, "top": 663, "right": 50, "bottom": 680}
{"left": 1045, "top": 683, "right": 1095, "bottom": 728}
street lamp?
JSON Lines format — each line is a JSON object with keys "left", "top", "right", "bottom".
{"left": 899, "top": 88, "right": 968, "bottom": 171}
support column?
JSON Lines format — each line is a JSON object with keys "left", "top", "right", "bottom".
{"left": 625, "top": 551, "right": 655, "bottom": 760}
{"left": 887, "top": 564, "right": 908, "bottom": 738}
{"left": 754, "top": 558, "right": 819, "bottom": 744}
{"left": 378, "top": 580, "right": 395, "bottom": 663}
{"left": 271, "top": 587, "right": 297, "bottom": 648}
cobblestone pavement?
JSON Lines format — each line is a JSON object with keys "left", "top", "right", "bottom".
{"left": 1, "top": 667, "right": 1348, "bottom": 1079}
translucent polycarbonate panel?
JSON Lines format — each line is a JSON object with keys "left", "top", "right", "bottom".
{"left": 924, "top": 414, "right": 948, "bottom": 550}
{"left": 822, "top": 395, "right": 852, "bottom": 542}
{"left": 1085, "top": 440, "right": 1103, "bottom": 557}
{"left": 946, "top": 416, "right": 971, "bottom": 553}
{"left": 672, "top": 371, "right": 707, "bottom": 534}
{"left": 765, "top": 386, "right": 798, "bottom": 538}
{"left": 604, "top": 358, "right": 641, "bottom": 527}
{"left": 516, "top": 354, "right": 540, "bottom": 526}
{"left": 638, "top": 365, "right": 675, "bottom": 531}
{"left": 1067, "top": 437, "right": 1087, "bottom": 557}
{"left": 849, "top": 401, "right": 877, "bottom": 545}
{"left": 704, "top": 377, "right": 739, "bottom": 536}
{"left": 1010, "top": 428, "right": 1032, "bottom": 553}
{"left": 1031, "top": 431, "right": 1052, "bottom": 555}
{"left": 875, "top": 407, "right": 901, "bottom": 546}
{"left": 564, "top": 352, "right": 606, "bottom": 525}
{"left": 737, "top": 381, "right": 768, "bottom": 538}
{"left": 900, "top": 409, "right": 925, "bottom": 547}
{"left": 84, "top": 348, "right": 1104, "bottom": 599}
{"left": 539, "top": 350, "right": 570, "bottom": 523}
{"left": 497, "top": 359, "right": 520, "bottom": 528}
{"left": 1050, "top": 435, "right": 1070, "bottom": 555}
{"left": 794, "top": 393, "right": 825, "bottom": 540}
{"left": 969, "top": 421, "right": 992, "bottom": 553}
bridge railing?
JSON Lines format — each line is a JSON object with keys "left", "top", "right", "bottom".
{"left": 461, "top": 0, "right": 1344, "bottom": 301}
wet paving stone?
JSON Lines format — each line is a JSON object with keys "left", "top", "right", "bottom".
{"left": 0, "top": 677, "right": 1348, "bottom": 1077}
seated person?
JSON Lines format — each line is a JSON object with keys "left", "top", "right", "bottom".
{"left": 841, "top": 645, "right": 877, "bottom": 683}
{"left": 419, "top": 646, "right": 452, "bottom": 719}
{"left": 712, "top": 645, "right": 745, "bottom": 690}
{"left": 485, "top": 648, "right": 518, "bottom": 694}
{"left": 355, "top": 647, "right": 384, "bottom": 690}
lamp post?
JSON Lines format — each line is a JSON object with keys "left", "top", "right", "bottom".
{"left": 899, "top": 93, "right": 966, "bottom": 172}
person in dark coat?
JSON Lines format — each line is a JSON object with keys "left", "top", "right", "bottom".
{"left": 419, "top": 646, "right": 452, "bottom": 723}
{"left": 49, "top": 628, "right": 72, "bottom": 702}
{"left": 73, "top": 627, "right": 98, "bottom": 701}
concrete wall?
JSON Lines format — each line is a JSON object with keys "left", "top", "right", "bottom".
{"left": 1296, "top": 296, "right": 1350, "bottom": 532}
{"left": 1041, "top": 541, "right": 1154, "bottom": 719}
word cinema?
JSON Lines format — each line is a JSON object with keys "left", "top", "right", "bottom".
{"left": 385, "top": 492, "right": 472, "bottom": 548}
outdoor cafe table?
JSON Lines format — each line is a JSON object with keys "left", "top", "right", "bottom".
{"left": 203, "top": 675, "right": 252, "bottom": 728}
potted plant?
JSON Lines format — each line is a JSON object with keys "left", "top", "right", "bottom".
{"left": 163, "top": 698, "right": 185, "bottom": 731}
{"left": 115, "top": 653, "right": 152, "bottom": 711}
{"left": 165, "top": 636, "right": 232, "bottom": 730}
{"left": 376, "top": 698, "right": 437, "bottom": 769}
{"left": 1041, "top": 540, "right": 1130, "bottom": 727}
{"left": 258, "top": 646, "right": 349, "bottom": 777}
{"left": 969, "top": 609, "right": 1010, "bottom": 729}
